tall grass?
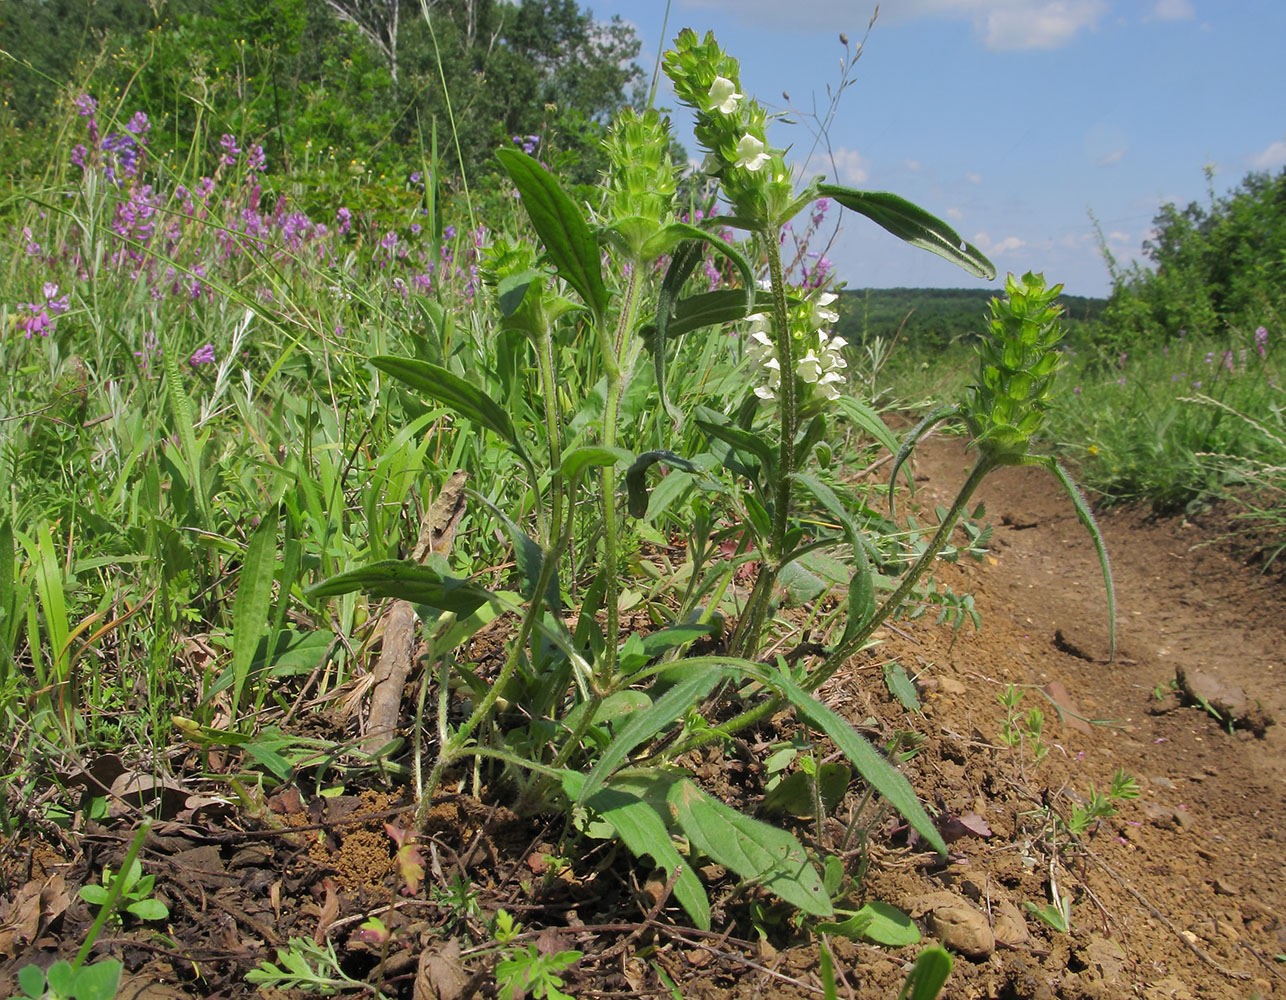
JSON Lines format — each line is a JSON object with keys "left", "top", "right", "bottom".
{"left": 1047, "top": 323, "right": 1281, "bottom": 509}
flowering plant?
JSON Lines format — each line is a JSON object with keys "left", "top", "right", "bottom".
{"left": 308, "top": 30, "right": 1111, "bottom": 930}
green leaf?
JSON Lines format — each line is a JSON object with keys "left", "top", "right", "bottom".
{"left": 78, "top": 883, "right": 111, "bottom": 905}
{"left": 1029, "top": 456, "right": 1116, "bottom": 661}
{"left": 497, "top": 148, "right": 608, "bottom": 318}
{"left": 817, "top": 185, "right": 996, "bottom": 280}
{"left": 585, "top": 783, "right": 712, "bottom": 929}
{"left": 883, "top": 661, "right": 922, "bottom": 712}
{"left": 560, "top": 445, "right": 633, "bottom": 485}
{"left": 624, "top": 450, "right": 699, "bottom": 518}
{"left": 125, "top": 898, "right": 169, "bottom": 921}
{"left": 44, "top": 961, "right": 75, "bottom": 998}
{"left": 17, "top": 964, "right": 46, "bottom": 999}
{"left": 646, "top": 288, "right": 780, "bottom": 342}
{"left": 760, "top": 763, "right": 850, "bottom": 817}
{"left": 232, "top": 513, "right": 277, "bottom": 721}
{"left": 668, "top": 777, "right": 832, "bottom": 917}
{"left": 889, "top": 404, "right": 964, "bottom": 516}
{"left": 372, "top": 356, "right": 529, "bottom": 463}
{"left": 158, "top": 326, "right": 212, "bottom": 526}
{"left": 642, "top": 222, "right": 756, "bottom": 310}
{"left": 695, "top": 407, "right": 776, "bottom": 480}
{"left": 819, "top": 901, "right": 921, "bottom": 946}
{"left": 577, "top": 670, "right": 728, "bottom": 805}
{"left": 306, "top": 560, "right": 492, "bottom": 617}
{"left": 768, "top": 673, "right": 948, "bottom": 856}
{"left": 898, "top": 946, "right": 953, "bottom": 1000}
{"left": 73, "top": 960, "right": 124, "bottom": 1000}
{"left": 650, "top": 240, "right": 707, "bottom": 429}
{"left": 833, "top": 395, "right": 901, "bottom": 460}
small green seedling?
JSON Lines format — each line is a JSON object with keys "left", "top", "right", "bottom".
{"left": 10, "top": 959, "right": 122, "bottom": 1000}
{"left": 79, "top": 859, "right": 168, "bottom": 924}
{"left": 492, "top": 910, "right": 581, "bottom": 1000}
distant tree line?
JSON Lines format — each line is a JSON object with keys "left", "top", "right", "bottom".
{"left": 835, "top": 286, "right": 1105, "bottom": 351}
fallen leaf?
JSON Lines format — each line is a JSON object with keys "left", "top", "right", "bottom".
{"left": 414, "top": 938, "right": 468, "bottom": 1000}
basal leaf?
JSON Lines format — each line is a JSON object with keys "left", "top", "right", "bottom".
{"left": 883, "top": 661, "right": 922, "bottom": 712}
{"left": 232, "top": 513, "right": 277, "bottom": 720}
{"left": 668, "top": 777, "right": 832, "bottom": 917}
{"left": 306, "top": 560, "right": 492, "bottom": 617}
{"left": 819, "top": 901, "right": 921, "bottom": 946}
{"left": 497, "top": 148, "right": 608, "bottom": 317}
{"left": 560, "top": 445, "right": 633, "bottom": 485}
{"left": 585, "top": 784, "right": 711, "bottom": 929}
{"left": 576, "top": 670, "right": 727, "bottom": 805}
{"left": 818, "top": 184, "right": 996, "bottom": 280}
{"left": 770, "top": 674, "right": 948, "bottom": 855}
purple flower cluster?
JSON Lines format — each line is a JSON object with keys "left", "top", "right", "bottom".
{"left": 512, "top": 134, "right": 541, "bottom": 155}
{"left": 16, "top": 283, "right": 70, "bottom": 338}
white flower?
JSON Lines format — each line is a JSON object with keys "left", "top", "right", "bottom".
{"left": 734, "top": 134, "right": 771, "bottom": 172}
{"left": 708, "top": 76, "right": 743, "bottom": 114}
{"left": 811, "top": 292, "right": 839, "bottom": 327}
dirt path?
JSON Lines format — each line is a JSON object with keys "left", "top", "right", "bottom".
{"left": 830, "top": 432, "right": 1286, "bottom": 999}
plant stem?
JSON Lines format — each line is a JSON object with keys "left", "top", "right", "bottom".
{"left": 672, "top": 458, "right": 995, "bottom": 757}
{"left": 598, "top": 265, "right": 644, "bottom": 683}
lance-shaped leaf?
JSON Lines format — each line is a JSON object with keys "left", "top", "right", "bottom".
{"left": 694, "top": 406, "right": 776, "bottom": 481}
{"left": 889, "top": 404, "right": 965, "bottom": 516}
{"left": 769, "top": 671, "right": 948, "bottom": 855}
{"left": 497, "top": 148, "right": 608, "bottom": 318}
{"left": 818, "top": 184, "right": 996, "bottom": 280}
{"left": 646, "top": 289, "right": 781, "bottom": 343}
{"left": 650, "top": 240, "right": 706, "bottom": 428}
{"left": 562, "top": 774, "right": 711, "bottom": 930}
{"left": 790, "top": 472, "right": 876, "bottom": 635}
{"left": 624, "top": 450, "right": 699, "bottom": 518}
{"left": 576, "top": 668, "right": 728, "bottom": 806}
{"left": 668, "top": 777, "right": 832, "bottom": 917}
{"left": 641, "top": 222, "right": 755, "bottom": 307}
{"left": 306, "top": 560, "right": 492, "bottom": 617}
{"left": 560, "top": 445, "right": 634, "bottom": 485}
{"left": 373, "top": 356, "right": 529, "bottom": 463}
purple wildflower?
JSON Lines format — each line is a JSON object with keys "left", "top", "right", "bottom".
{"left": 74, "top": 94, "right": 97, "bottom": 117}
{"left": 336, "top": 207, "right": 352, "bottom": 235}
{"left": 443, "top": 224, "right": 456, "bottom": 239}
{"left": 1255, "top": 325, "right": 1268, "bottom": 357}
{"left": 125, "top": 111, "right": 150, "bottom": 136}
{"left": 247, "top": 145, "right": 267, "bottom": 171}
{"left": 220, "top": 134, "right": 240, "bottom": 166}
{"left": 190, "top": 344, "right": 217, "bottom": 365}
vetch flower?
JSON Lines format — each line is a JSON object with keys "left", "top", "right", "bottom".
{"left": 734, "top": 134, "right": 770, "bottom": 172}
{"left": 189, "top": 343, "right": 216, "bottom": 366}
{"left": 708, "top": 76, "right": 742, "bottom": 114}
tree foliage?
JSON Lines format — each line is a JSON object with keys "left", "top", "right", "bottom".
{"left": 1098, "top": 167, "right": 1286, "bottom": 350}
{"left": 1, "top": 0, "right": 642, "bottom": 187}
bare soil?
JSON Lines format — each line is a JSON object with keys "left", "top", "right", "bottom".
{"left": 2, "top": 433, "right": 1284, "bottom": 999}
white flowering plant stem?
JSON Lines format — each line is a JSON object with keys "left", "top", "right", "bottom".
{"left": 307, "top": 30, "right": 1112, "bottom": 932}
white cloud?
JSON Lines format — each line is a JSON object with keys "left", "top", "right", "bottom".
{"left": 1250, "top": 140, "right": 1286, "bottom": 170}
{"left": 965, "top": 171, "right": 983, "bottom": 184}
{"left": 973, "top": 231, "right": 1026, "bottom": 254}
{"left": 904, "top": 158, "right": 922, "bottom": 171}
{"left": 1150, "top": 0, "right": 1195, "bottom": 20}
{"left": 1097, "top": 146, "right": 1127, "bottom": 166}
{"left": 796, "top": 146, "right": 870, "bottom": 186}
{"left": 946, "top": 207, "right": 964, "bottom": 220}
{"left": 979, "top": 1, "right": 1107, "bottom": 51}
{"left": 829, "top": 146, "right": 871, "bottom": 184}
{"left": 1108, "top": 230, "right": 1130, "bottom": 243}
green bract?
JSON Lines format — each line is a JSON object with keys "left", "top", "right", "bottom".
{"left": 603, "top": 108, "right": 679, "bottom": 257}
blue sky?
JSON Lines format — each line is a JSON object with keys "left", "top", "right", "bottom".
{"left": 585, "top": 1, "right": 1286, "bottom": 297}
